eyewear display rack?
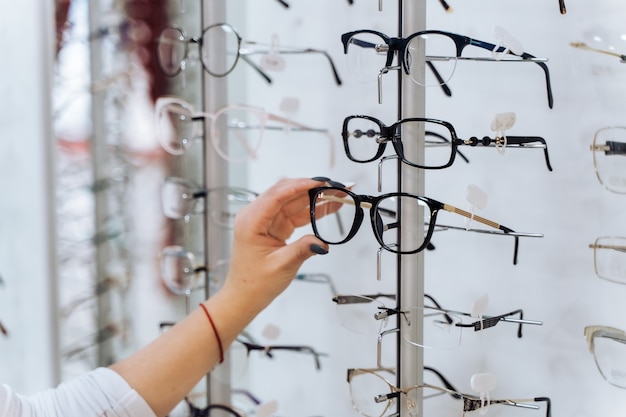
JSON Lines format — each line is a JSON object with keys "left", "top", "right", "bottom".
{"left": 197, "top": 1, "right": 430, "bottom": 416}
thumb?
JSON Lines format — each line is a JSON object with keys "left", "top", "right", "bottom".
{"left": 273, "top": 235, "right": 329, "bottom": 275}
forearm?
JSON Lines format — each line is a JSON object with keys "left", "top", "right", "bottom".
{"left": 109, "top": 286, "right": 259, "bottom": 417}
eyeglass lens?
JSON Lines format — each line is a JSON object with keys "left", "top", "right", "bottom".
{"left": 335, "top": 295, "right": 392, "bottom": 335}
{"left": 344, "top": 31, "right": 457, "bottom": 87}
{"left": 592, "top": 127, "right": 626, "bottom": 194}
{"left": 404, "top": 307, "right": 463, "bottom": 350}
{"left": 344, "top": 116, "right": 455, "bottom": 168}
{"left": 160, "top": 245, "right": 202, "bottom": 295}
{"left": 156, "top": 100, "right": 196, "bottom": 155}
{"left": 593, "top": 333, "right": 626, "bottom": 388}
{"left": 311, "top": 188, "right": 432, "bottom": 253}
{"left": 591, "top": 237, "right": 626, "bottom": 283}
{"left": 156, "top": 24, "right": 242, "bottom": 78}
{"left": 349, "top": 370, "right": 460, "bottom": 417}
{"left": 210, "top": 107, "right": 268, "bottom": 162}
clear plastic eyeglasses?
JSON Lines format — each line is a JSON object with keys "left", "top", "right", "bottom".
{"left": 590, "top": 127, "right": 626, "bottom": 194}
{"left": 346, "top": 368, "right": 551, "bottom": 417}
{"left": 342, "top": 115, "right": 553, "bottom": 171}
{"left": 155, "top": 96, "right": 335, "bottom": 166}
{"left": 332, "top": 293, "right": 398, "bottom": 335}
{"left": 584, "top": 325, "right": 626, "bottom": 389}
{"left": 156, "top": 23, "right": 342, "bottom": 85}
{"left": 570, "top": 42, "right": 626, "bottom": 63}
{"left": 589, "top": 237, "right": 626, "bottom": 284}
{"left": 341, "top": 29, "right": 552, "bottom": 107}
{"left": 161, "top": 176, "right": 258, "bottom": 228}
{"left": 159, "top": 245, "right": 207, "bottom": 296}
{"left": 403, "top": 305, "right": 542, "bottom": 350}
{"left": 309, "top": 185, "right": 542, "bottom": 262}
{"left": 212, "top": 337, "right": 328, "bottom": 384}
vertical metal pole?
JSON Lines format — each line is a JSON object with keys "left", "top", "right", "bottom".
{"left": 399, "top": 0, "right": 426, "bottom": 416}
{"left": 87, "top": 0, "right": 113, "bottom": 368}
{"left": 202, "top": 0, "right": 231, "bottom": 405}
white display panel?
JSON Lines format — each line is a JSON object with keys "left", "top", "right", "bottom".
{"left": 0, "top": 0, "right": 59, "bottom": 393}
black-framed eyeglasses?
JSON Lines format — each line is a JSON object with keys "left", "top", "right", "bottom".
{"left": 342, "top": 115, "right": 553, "bottom": 171}
{"left": 346, "top": 0, "right": 566, "bottom": 14}
{"left": 212, "top": 337, "right": 328, "bottom": 383}
{"left": 156, "top": 23, "right": 342, "bottom": 85}
{"left": 340, "top": 29, "right": 552, "bottom": 107}
{"left": 309, "top": 185, "right": 542, "bottom": 262}
{"left": 184, "top": 400, "right": 244, "bottom": 417}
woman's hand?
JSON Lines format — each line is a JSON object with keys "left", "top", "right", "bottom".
{"left": 220, "top": 177, "right": 330, "bottom": 316}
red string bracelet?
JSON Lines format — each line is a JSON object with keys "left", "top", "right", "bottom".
{"left": 199, "top": 303, "right": 224, "bottom": 364}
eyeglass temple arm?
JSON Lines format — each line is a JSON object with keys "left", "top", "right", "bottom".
{"left": 588, "top": 242, "right": 626, "bottom": 252}
{"left": 266, "top": 345, "right": 328, "bottom": 370}
{"left": 466, "top": 39, "right": 553, "bottom": 108}
{"left": 275, "top": 0, "right": 289, "bottom": 7}
{"left": 265, "top": 113, "right": 336, "bottom": 167}
{"left": 570, "top": 42, "right": 626, "bottom": 62}
{"left": 461, "top": 135, "right": 553, "bottom": 171}
{"left": 238, "top": 54, "right": 273, "bottom": 84}
{"left": 274, "top": 48, "right": 342, "bottom": 85}
{"left": 425, "top": 131, "right": 469, "bottom": 163}
{"left": 424, "top": 366, "right": 461, "bottom": 394}
{"left": 0, "top": 320, "right": 8, "bottom": 337}
{"left": 591, "top": 140, "right": 626, "bottom": 156}
{"left": 442, "top": 203, "right": 522, "bottom": 264}
{"left": 332, "top": 293, "right": 396, "bottom": 304}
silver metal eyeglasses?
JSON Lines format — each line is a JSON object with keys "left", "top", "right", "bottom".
{"left": 156, "top": 23, "right": 342, "bottom": 85}
{"left": 590, "top": 126, "right": 626, "bottom": 194}
{"left": 585, "top": 325, "right": 626, "bottom": 388}
{"left": 347, "top": 367, "right": 551, "bottom": 417}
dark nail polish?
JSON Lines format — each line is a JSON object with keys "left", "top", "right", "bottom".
{"left": 328, "top": 179, "right": 346, "bottom": 188}
{"left": 311, "top": 176, "right": 331, "bottom": 182}
{"left": 310, "top": 244, "right": 329, "bottom": 255}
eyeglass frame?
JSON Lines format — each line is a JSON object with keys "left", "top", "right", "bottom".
{"left": 588, "top": 236, "right": 626, "bottom": 284}
{"left": 584, "top": 325, "right": 626, "bottom": 388}
{"left": 342, "top": 114, "right": 553, "bottom": 171}
{"left": 156, "top": 23, "right": 342, "bottom": 85}
{"left": 340, "top": 29, "right": 553, "bottom": 108}
{"left": 155, "top": 96, "right": 335, "bottom": 166}
{"left": 589, "top": 126, "right": 626, "bottom": 194}
{"left": 308, "top": 185, "right": 540, "bottom": 257}
{"left": 346, "top": 367, "right": 551, "bottom": 417}
{"left": 161, "top": 176, "right": 259, "bottom": 227}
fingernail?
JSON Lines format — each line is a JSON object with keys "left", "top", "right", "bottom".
{"left": 328, "top": 179, "right": 346, "bottom": 188}
{"left": 311, "top": 176, "right": 331, "bottom": 182}
{"left": 310, "top": 244, "right": 329, "bottom": 255}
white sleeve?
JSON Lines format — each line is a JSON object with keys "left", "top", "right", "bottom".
{"left": 0, "top": 368, "right": 157, "bottom": 417}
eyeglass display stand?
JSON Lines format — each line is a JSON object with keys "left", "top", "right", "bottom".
{"left": 202, "top": 0, "right": 233, "bottom": 409}
{"left": 398, "top": 1, "right": 427, "bottom": 416}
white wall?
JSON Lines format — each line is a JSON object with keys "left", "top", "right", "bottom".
{"left": 225, "top": 0, "right": 626, "bottom": 416}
